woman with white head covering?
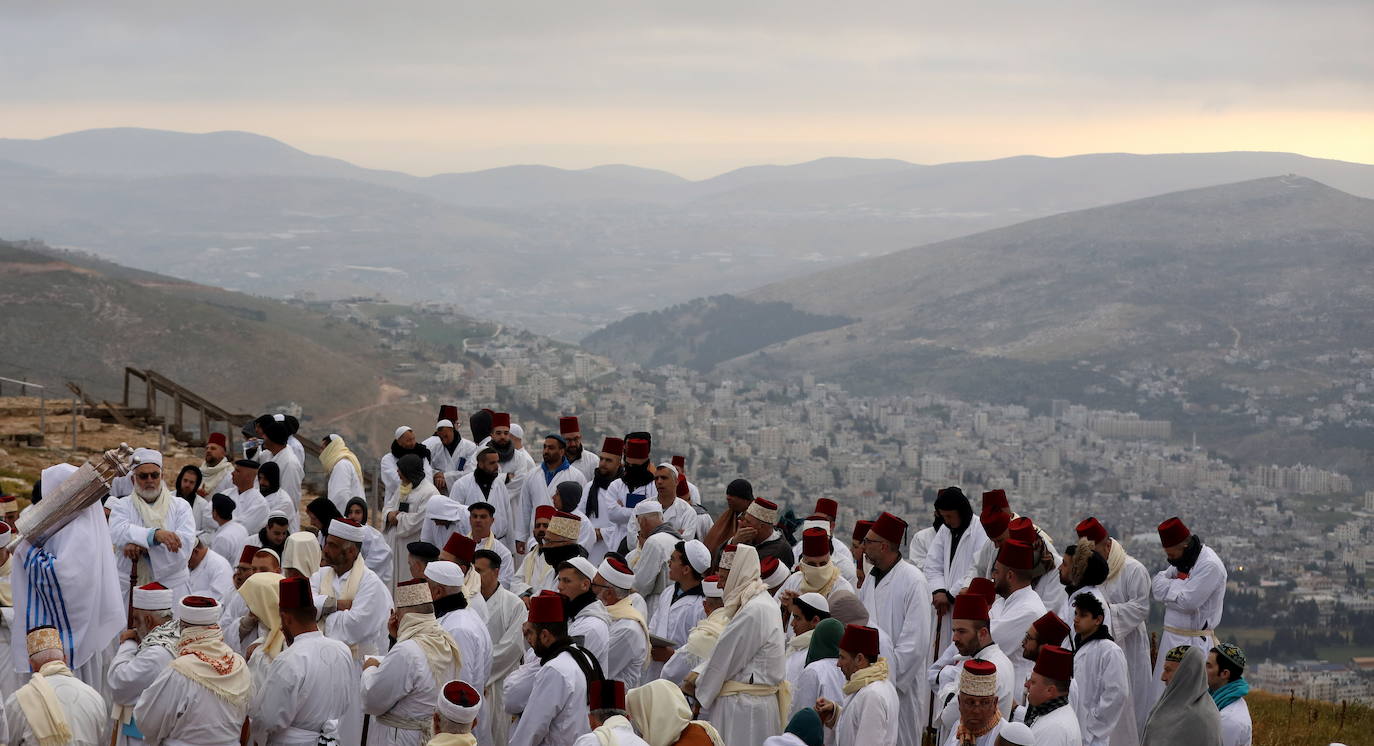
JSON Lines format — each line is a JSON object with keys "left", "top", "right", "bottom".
{"left": 282, "top": 531, "right": 322, "bottom": 579}
{"left": 1142, "top": 645, "right": 1222, "bottom": 746}
{"left": 626, "top": 679, "right": 724, "bottom": 746}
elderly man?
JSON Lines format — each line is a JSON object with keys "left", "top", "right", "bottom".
{"left": 816, "top": 624, "right": 899, "bottom": 744}
{"left": 731, "top": 497, "right": 794, "bottom": 566}
{"left": 431, "top": 680, "right": 482, "bottom": 746}
{"left": 110, "top": 448, "right": 198, "bottom": 600}
{"left": 859, "top": 512, "right": 932, "bottom": 746}
{"left": 515, "top": 434, "right": 588, "bottom": 555}
{"left": 135, "top": 596, "right": 250, "bottom": 746}
{"left": 1020, "top": 644, "right": 1080, "bottom": 746}
{"left": 5, "top": 626, "right": 106, "bottom": 746}
{"left": 593, "top": 557, "right": 650, "bottom": 688}
{"left": 503, "top": 594, "right": 599, "bottom": 746}
{"left": 945, "top": 660, "right": 1004, "bottom": 746}
{"left": 1150, "top": 517, "right": 1227, "bottom": 699}
{"left": 249, "top": 576, "right": 361, "bottom": 746}
{"left": 574, "top": 680, "right": 650, "bottom": 746}
{"left": 425, "top": 414, "right": 478, "bottom": 493}
{"left": 362, "top": 579, "right": 464, "bottom": 746}
{"left": 556, "top": 556, "right": 612, "bottom": 672}
{"left": 473, "top": 549, "right": 526, "bottom": 746}
{"left": 311, "top": 519, "right": 390, "bottom": 663}
{"left": 109, "top": 582, "right": 179, "bottom": 746}
{"left": 424, "top": 562, "right": 493, "bottom": 713}
{"left": 934, "top": 593, "right": 1016, "bottom": 739}
{"left": 626, "top": 500, "right": 680, "bottom": 600}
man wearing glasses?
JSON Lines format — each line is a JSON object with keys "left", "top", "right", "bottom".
{"left": 108, "top": 448, "right": 198, "bottom": 602}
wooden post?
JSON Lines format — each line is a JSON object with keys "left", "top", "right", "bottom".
{"left": 174, "top": 391, "right": 183, "bottom": 434}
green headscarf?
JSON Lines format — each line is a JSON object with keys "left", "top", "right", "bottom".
{"left": 785, "top": 707, "right": 825, "bottom": 746}
{"left": 805, "top": 618, "right": 844, "bottom": 666}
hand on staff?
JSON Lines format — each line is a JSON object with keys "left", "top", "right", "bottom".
{"left": 154, "top": 530, "right": 182, "bottom": 552}
{"left": 123, "top": 543, "right": 144, "bottom": 561}
{"left": 815, "top": 698, "right": 838, "bottom": 726}
{"left": 932, "top": 592, "right": 951, "bottom": 616}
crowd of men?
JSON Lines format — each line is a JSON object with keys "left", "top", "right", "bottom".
{"left": 0, "top": 406, "right": 1257, "bottom": 746}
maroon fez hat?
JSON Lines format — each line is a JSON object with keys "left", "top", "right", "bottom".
{"left": 839, "top": 624, "right": 881, "bottom": 660}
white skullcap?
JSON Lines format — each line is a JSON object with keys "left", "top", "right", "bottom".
{"left": 273, "top": 413, "right": 286, "bottom": 422}
{"left": 394, "top": 426, "right": 412, "bottom": 440}
{"left": 131, "top": 448, "right": 163, "bottom": 468}
{"left": 255, "top": 547, "right": 281, "bottom": 564}
{"left": 435, "top": 419, "right": 454, "bottom": 430}
{"left": 565, "top": 556, "right": 598, "bottom": 581}
{"left": 424, "top": 560, "right": 465, "bottom": 587}
{"left": 437, "top": 680, "right": 482, "bottom": 724}
{"left": 509, "top": 423, "right": 523, "bottom": 440}
{"left": 797, "top": 592, "right": 830, "bottom": 614}
{"left": 176, "top": 595, "right": 221, "bottom": 625}
{"left": 426, "top": 498, "right": 465, "bottom": 522}
{"left": 597, "top": 558, "right": 636, "bottom": 589}
{"left": 633, "top": 500, "right": 663, "bottom": 517}
{"left": 132, "top": 583, "right": 173, "bottom": 611}
{"left": 763, "top": 560, "right": 791, "bottom": 589}
{"left": 802, "top": 518, "right": 829, "bottom": 535}
{"left": 328, "top": 519, "right": 367, "bottom": 543}
{"left": 683, "top": 539, "right": 711, "bottom": 575}
{"left": 997, "top": 722, "right": 1035, "bottom": 746}
{"left": 657, "top": 462, "right": 679, "bottom": 476}
{"left": 267, "top": 509, "right": 288, "bottom": 521}
{"left": 703, "top": 577, "right": 724, "bottom": 598}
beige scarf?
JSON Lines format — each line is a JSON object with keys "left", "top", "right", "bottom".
{"left": 797, "top": 561, "right": 840, "bottom": 596}
{"left": 606, "top": 596, "right": 650, "bottom": 668}
{"left": 787, "top": 629, "right": 814, "bottom": 655}
{"left": 592, "top": 714, "right": 635, "bottom": 746}
{"left": 397, "top": 612, "right": 464, "bottom": 689}
{"left": 15, "top": 660, "right": 74, "bottom": 746}
{"left": 842, "top": 656, "right": 889, "bottom": 696}
{"left": 722, "top": 545, "right": 769, "bottom": 616}
{"left": 170, "top": 626, "right": 252, "bottom": 707}
{"left": 132, "top": 484, "right": 173, "bottom": 530}
{"left": 199, "top": 458, "right": 234, "bottom": 494}
{"left": 428, "top": 734, "right": 477, "bottom": 746}
{"left": 519, "top": 549, "right": 549, "bottom": 589}
{"left": 320, "top": 438, "right": 363, "bottom": 483}
{"left": 683, "top": 608, "right": 731, "bottom": 661}
{"left": 1105, "top": 538, "right": 1129, "bottom": 583}
{"left": 319, "top": 554, "right": 367, "bottom": 604}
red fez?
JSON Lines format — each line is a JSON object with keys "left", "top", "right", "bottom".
{"left": 238, "top": 546, "right": 258, "bottom": 566}
{"left": 279, "top": 576, "right": 314, "bottom": 611}
{"left": 182, "top": 595, "right": 216, "bottom": 608}
{"left": 600, "top": 437, "right": 625, "bottom": 456}
{"left": 443, "top": 680, "right": 481, "bottom": 707}
{"left": 491, "top": 412, "right": 511, "bottom": 428}
{"left": 1033, "top": 612, "right": 1071, "bottom": 647}
{"left": 980, "top": 510, "right": 1010, "bottom": 538}
{"left": 534, "top": 505, "right": 557, "bottom": 521}
{"left": 813, "top": 498, "right": 838, "bottom": 520}
{"left": 676, "top": 475, "right": 689, "bottom": 498}
{"left": 625, "top": 438, "right": 650, "bottom": 460}
{"left": 852, "top": 520, "right": 875, "bottom": 542}
{"left": 527, "top": 593, "right": 565, "bottom": 624}
{"left": 1034, "top": 644, "right": 1074, "bottom": 682}
{"left": 438, "top": 405, "right": 459, "bottom": 422}
{"left": 871, "top": 512, "right": 907, "bottom": 546}
{"left": 759, "top": 556, "right": 780, "bottom": 578}
{"left": 952, "top": 592, "right": 990, "bottom": 622}
{"left": 1008, "top": 517, "right": 1036, "bottom": 545}
{"left": 997, "top": 539, "right": 1036, "bottom": 572}
{"left": 207, "top": 432, "right": 227, "bottom": 448}
{"left": 588, "top": 679, "right": 626, "bottom": 711}
{"left": 964, "top": 659, "right": 998, "bottom": 677}
{"left": 981, "top": 489, "right": 1009, "bottom": 515}
{"left": 671, "top": 455, "right": 686, "bottom": 470}
{"left": 1158, "top": 517, "right": 1190, "bottom": 547}
{"left": 801, "top": 528, "right": 832, "bottom": 558}
{"left": 443, "top": 533, "right": 477, "bottom": 563}
{"left": 606, "top": 556, "right": 632, "bottom": 574}
{"left": 967, "top": 577, "right": 996, "bottom": 606}
{"left": 559, "top": 416, "right": 580, "bottom": 434}
{"left": 839, "top": 624, "right": 881, "bottom": 661}
{"left": 1076, "top": 517, "right": 1108, "bottom": 543}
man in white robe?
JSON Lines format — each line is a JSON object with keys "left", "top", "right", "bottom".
{"left": 990, "top": 539, "right": 1048, "bottom": 691}
{"left": 473, "top": 548, "right": 526, "bottom": 746}
{"left": 424, "top": 562, "right": 493, "bottom": 742}
{"left": 422, "top": 496, "right": 471, "bottom": 553}
{"left": 1206, "top": 643, "right": 1252, "bottom": 746}
{"left": 249, "top": 576, "right": 361, "bottom": 746}
{"left": 659, "top": 573, "right": 725, "bottom": 686}
{"left": 1019, "top": 644, "right": 1081, "bottom": 746}
{"left": 380, "top": 426, "right": 435, "bottom": 501}
{"left": 450, "top": 450, "right": 515, "bottom": 555}
{"left": 464, "top": 503, "right": 514, "bottom": 589}
{"left": 1067, "top": 591, "right": 1137, "bottom": 746}
{"left": 208, "top": 494, "right": 250, "bottom": 564}
{"left": 558, "top": 417, "right": 600, "bottom": 481}
{"left": 816, "top": 623, "right": 900, "bottom": 745}
{"left": 778, "top": 526, "right": 856, "bottom": 605}
{"left": 514, "top": 434, "right": 588, "bottom": 553}
{"left": 941, "top": 660, "right": 1004, "bottom": 746}
{"left": 555, "top": 556, "right": 612, "bottom": 672}
{"left": 186, "top": 535, "right": 235, "bottom": 603}
{"left": 109, "top": 448, "right": 198, "bottom": 602}
{"left": 361, "top": 580, "right": 464, "bottom": 746}
{"left": 923, "top": 488, "right": 988, "bottom": 642}
{"left": 599, "top": 437, "right": 656, "bottom": 557}
{"left": 620, "top": 464, "right": 698, "bottom": 546}
{"left": 512, "top": 507, "right": 557, "bottom": 596}
{"left": 504, "top": 594, "right": 597, "bottom": 746}
{"left": 134, "top": 596, "right": 251, "bottom": 746}
{"left": 859, "top": 512, "right": 932, "bottom": 746}
{"left": 197, "top": 433, "right": 236, "bottom": 501}
{"left": 431, "top": 679, "right": 482, "bottom": 746}
{"left": 593, "top": 558, "right": 650, "bottom": 688}
{"left": 648, "top": 539, "right": 709, "bottom": 678}
{"left": 479, "top": 414, "right": 536, "bottom": 527}
{"left": 579, "top": 437, "right": 624, "bottom": 563}
{"left": 688, "top": 545, "right": 786, "bottom": 746}
{"left": 384, "top": 452, "right": 443, "bottom": 587}
{"left": 320, "top": 434, "right": 367, "bottom": 514}
{"left": 789, "top": 503, "right": 858, "bottom": 586}
{"left": 109, "top": 583, "right": 178, "bottom": 746}
{"left": 311, "top": 519, "right": 391, "bottom": 663}
{"left": 220, "top": 459, "right": 269, "bottom": 536}
{"left": 625, "top": 501, "right": 680, "bottom": 601}
{"left": 932, "top": 593, "right": 1016, "bottom": 741}
{"left": 573, "top": 679, "right": 650, "bottom": 746}
{"left": 1077, "top": 517, "right": 1153, "bottom": 735}
{"left": 257, "top": 414, "right": 305, "bottom": 511}
{"left": 424, "top": 413, "right": 478, "bottom": 491}
{"left": 1150, "top": 517, "right": 1226, "bottom": 701}
{"left": 5, "top": 626, "right": 106, "bottom": 746}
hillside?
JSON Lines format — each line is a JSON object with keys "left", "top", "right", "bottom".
{"left": 1249, "top": 690, "right": 1373, "bottom": 746}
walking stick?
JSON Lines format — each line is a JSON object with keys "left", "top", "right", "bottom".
{"left": 361, "top": 713, "right": 371, "bottom": 744}
{"left": 112, "top": 561, "right": 138, "bottom": 746}
{"left": 922, "top": 610, "right": 944, "bottom": 746}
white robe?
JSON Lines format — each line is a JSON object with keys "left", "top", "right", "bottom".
{"left": 482, "top": 588, "right": 527, "bottom": 746}
{"left": 382, "top": 481, "right": 441, "bottom": 586}
{"left": 362, "top": 639, "right": 455, "bottom": 746}
{"left": 572, "top": 719, "right": 650, "bottom": 746}
{"left": 568, "top": 602, "right": 612, "bottom": 674}
{"left": 267, "top": 447, "right": 305, "bottom": 511}
{"left": 210, "top": 521, "right": 250, "bottom": 565}
{"left": 5, "top": 668, "right": 107, "bottom": 746}
{"left": 449, "top": 475, "right": 514, "bottom": 553}
{"left": 792, "top": 658, "right": 845, "bottom": 719}
{"left": 263, "top": 491, "right": 299, "bottom": 533}
{"left": 423, "top": 435, "right": 479, "bottom": 487}
{"left": 1069, "top": 636, "right": 1138, "bottom": 746}
{"left": 108, "top": 637, "right": 175, "bottom": 746}
{"left": 325, "top": 460, "right": 367, "bottom": 515}
{"left": 568, "top": 449, "right": 599, "bottom": 481}
{"left": 648, "top": 585, "right": 705, "bottom": 679}
{"left": 1150, "top": 545, "right": 1227, "bottom": 696}
{"left": 599, "top": 478, "right": 654, "bottom": 556}
{"left": 907, "top": 526, "right": 937, "bottom": 570}
{"left": 514, "top": 463, "right": 588, "bottom": 546}
{"left": 1099, "top": 551, "right": 1154, "bottom": 735}
{"left": 505, "top": 649, "right": 589, "bottom": 746}
{"left": 1218, "top": 697, "right": 1251, "bottom": 746}
{"left": 604, "top": 612, "right": 649, "bottom": 689}
{"left": 221, "top": 485, "right": 269, "bottom": 535}
{"left": 109, "top": 492, "right": 198, "bottom": 600}
{"left": 923, "top": 524, "right": 990, "bottom": 602}
{"left": 309, "top": 564, "right": 391, "bottom": 661}
{"left": 378, "top": 453, "right": 435, "bottom": 505}
{"left": 250, "top": 631, "right": 361, "bottom": 746}
{"left": 437, "top": 604, "right": 494, "bottom": 746}
{"left": 420, "top": 497, "right": 471, "bottom": 551}
{"left": 991, "top": 585, "right": 1047, "bottom": 691}
{"left": 695, "top": 591, "right": 786, "bottom": 746}
{"left": 472, "top": 535, "right": 516, "bottom": 589}
{"left": 187, "top": 549, "right": 236, "bottom": 603}
{"left": 858, "top": 559, "right": 932, "bottom": 746}
{"left": 934, "top": 645, "right": 1017, "bottom": 737}
{"left": 1028, "top": 701, "right": 1085, "bottom": 746}
{"left": 135, "top": 665, "right": 247, "bottom": 746}
{"left": 624, "top": 497, "right": 698, "bottom": 548}
{"left": 627, "top": 530, "right": 678, "bottom": 601}
{"left": 834, "top": 677, "right": 901, "bottom": 746}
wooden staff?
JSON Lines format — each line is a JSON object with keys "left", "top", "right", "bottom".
{"left": 922, "top": 612, "right": 944, "bottom": 746}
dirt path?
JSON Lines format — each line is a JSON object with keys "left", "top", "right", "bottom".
{"left": 319, "top": 381, "right": 407, "bottom": 425}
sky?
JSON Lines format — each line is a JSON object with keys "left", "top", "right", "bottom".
{"left": 2, "top": 1, "right": 1371, "bottom": 178}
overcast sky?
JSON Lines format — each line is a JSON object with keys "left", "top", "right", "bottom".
{"left": 3, "top": 1, "right": 1371, "bottom": 178}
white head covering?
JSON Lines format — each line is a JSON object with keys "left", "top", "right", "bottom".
{"left": 266, "top": 509, "right": 288, "bottom": 522}
{"left": 394, "top": 426, "right": 412, "bottom": 440}
{"left": 797, "top": 592, "right": 829, "bottom": 614}
{"left": 565, "top": 556, "right": 598, "bottom": 581}
{"left": 683, "top": 539, "right": 711, "bottom": 575}
{"left": 627, "top": 679, "right": 725, "bottom": 746}
{"left": 424, "top": 560, "right": 465, "bottom": 587}
{"left": 426, "top": 498, "right": 465, "bottom": 522}
{"left": 657, "top": 462, "right": 679, "bottom": 477}
{"left": 509, "top": 423, "right": 523, "bottom": 440}
{"left": 282, "top": 532, "right": 321, "bottom": 576}
{"left": 801, "top": 518, "right": 829, "bottom": 535}
{"left": 435, "top": 419, "right": 454, "bottom": 430}
{"left": 176, "top": 596, "right": 221, "bottom": 625}
{"left": 328, "top": 520, "right": 366, "bottom": 543}
{"left": 597, "top": 559, "right": 635, "bottom": 590}
{"left": 132, "top": 584, "right": 173, "bottom": 611}
{"left": 722, "top": 544, "right": 767, "bottom": 615}
{"left": 131, "top": 448, "right": 163, "bottom": 468}
{"left": 436, "top": 680, "right": 482, "bottom": 724}
{"left": 997, "top": 722, "right": 1034, "bottom": 745}
{"left": 633, "top": 500, "right": 663, "bottom": 517}
{"left": 703, "top": 577, "right": 724, "bottom": 598}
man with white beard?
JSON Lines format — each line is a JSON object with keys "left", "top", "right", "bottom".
{"left": 109, "top": 448, "right": 198, "bottom": 601}
{"left": 1077, "top": 517, "right": 1153, "bottom": 735}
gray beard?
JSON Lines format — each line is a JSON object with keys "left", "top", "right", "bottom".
{"left": 135, "top": 484, "right": 162, "bottom": 501}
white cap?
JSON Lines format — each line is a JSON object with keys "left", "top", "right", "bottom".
{"left": 797, "top": 592, "right": 829, "bottom": 614}
{"left": 394, "top": 426, "right": 412, "bottom": 440}
{"left": 426, "top": 498, "right": 465, "bottom": 522}
{"left": 435, "top": 419, "right": 454, "bottom": 430}
{"left": 329, "top": 519, "right": 367, "bottom": 543}
{"left": 176, "top": 596, "right": 221, "bottom": 625}
{"left": 267, "top": 509, "right": 288, "bottom": 521}
{"left": 802, "top": 518, "right": 829, "bottom": 535}
{"left": 436, "top": 680, "right": 482, "bottom": 724}
{"left": 657, "top": 461, "right": 679, "bottom": 476}
{"left": 424, "top": 560, "right": 465, "bottom": 587}
{"left": 633, "top": 500, "right": 663, "bottom": 517}
{"left": 703, "top": 577, "right": 724, "bottom": 598}
{"left": 597, "top": 558, "right": 635, "bottom": 590}
{"left": 683, "top": 539, "right": 711, "bottom": 575}
{"left": 132, "top": 583, "right": 173, "bottom": 611}
{"left": 996, "top": 722, "right": 1034, "bottom": 746}
{"left": 763, "top": 561, "right": 791, "bottom": 589}
{"left": 509, "top": 423, "right": 523, "bottom": 440}
{"left": 131, "top": 448, "right": 163, "bottom": 468}
{"left": 565, "top": 556, "right": 598, "bottom": 581}
{"left": 255, "top": 547, "right": 281, "bottom": 564}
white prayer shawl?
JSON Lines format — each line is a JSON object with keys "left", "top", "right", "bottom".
{"left": 420, "top": 497, "right": 471, "bottom": 551}
{"left": 325, "top": 459, "right": 367, "bottom": 516}
{"left": 571, "top": 719, "right": 651, "bottom": 746}
{"left": 482, "top": 587, "right": 527, "bottom": 746}
{"left": 1099, "top": 550, "right": 1155, "bottom": 735}
{"left": 187, "top": 549, "right": 236, "bottom": 603}
{"left": 267, "top": 447, "right": 306, "bottom": 510}
{"left": 990, "top": 585, "right": 1047, "bottom": 691}
{"left": 514, "top": 463, "right": 588, "bottom": 545}
{"left": 108, "top": 636, "right": 175, "bottom": 745}
{"left": 361, "top": 640, "right": 454, "bottom": 746}
{"left": 1218, "top": 697, "right": 1251, "bottom": 746}
{"left": 1069, "top": 636, "right": 1138, "bottom": 746}
{"left": 436, "top": 604, "right": 495, "bottom": 746}
{"left": 249, "top": 631, "right": 361, "bottom": 746}
{"left": 4, "top": 666, "right": 106, "bottom": 746}
{"left": 383, "top": 480, "right": 441, "bottom": 586}
{"left": 791, "top": 534, "right": 859, "bottom": 585}
{"left": 109, "top": 491, "right": 197, "bottom": 598}
{"left": 627, "top": 531, "right": 677, "bottom": 601}
{"left": 940, "top": 720, "right": 1003, "bottom": 746}
{"left": 1028, "top": 702, "right": 1085, "bottom": 746}
{"left": 791, "top": 657, "right": 845, "bottom": 719}
{"left": 858, "top": 559, "right": 932, "bottom": 746}
{"left": 449, "top": 474, "right": 514, "bottom": 553}
{"left": 221, "top": 485, "right": 269, "bottom": 535}
{"left": 694, "top": 591, "right": 786, "bottom": 746}
{"left": 134, "top": 662, "right": 247, "bottom": 746}
{"left": 505, "top": 649, "right": 590, "bottom": 746}
{"left": 309, "top": 564, "right": 390, "bottom": 661}
{"left": 624, "top": 497, "right": 698, "bottom": 548}
{"left": 604, "top": 610, "right": 650, "bottom": 688}
{"left": 210, "top": 520, "right": 250, "bottom": 565}
{"left": 569, "top": 602, "right": 613, "bottom": 674}
{"left": 1149, "top": 545, "right": 1227, "bottom": 694}
{"left": 835, "top": 677, "right": 901, "bottom": 746}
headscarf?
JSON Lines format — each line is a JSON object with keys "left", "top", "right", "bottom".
{"left": 805, "top": 618, "right": 844, "bottom": 666}
{"left": 722, "top": 544, "right": 768, "bottom": 616}
{"left": 258, "top": 461, "right": 281, "bottom": 497}
{"left": 397, "top": 611, "right": 464, "bottom": 689}
{"left": 784, "top": 708, "right": 825, "bottom": 746}
{"left": 933, "top": 487, "right": 973, "bottom": 555}
{"left": 345, "top": 496, "right": 369, "bottom": 523}
{"left": 626, "top": 679, "right": 725, "bottom": 746}
{"left": 15, "top": 659, "right": 76, "bottom": 746}
{"left": 282, "top": 531, "right": 322, "bottom": 577}
{"left": 320, "top": 435, "right": 364, "bottom": 482}
{"left": 396, "top": 454, "right": 425, "bottom": 495}
{"left": 307, "top": 497, "right": 343, "bottom": 533}
{"left": 238, "top": 571, "right": 287, "bottom": 660}
{"left": 1142, "top": 645, "right": 1223, "bottom": 746}
{"left": 171, "top": 624, "right": 252, "bottom": 706}
{"left": 174, "top": 465, "right": 203, "bottom": 501}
